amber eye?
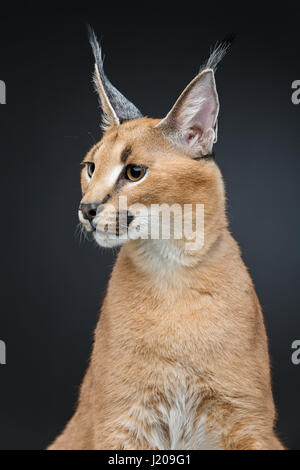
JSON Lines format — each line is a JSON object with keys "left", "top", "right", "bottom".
{"left": 86, "top": 162, "right": 95, "bottom": 178}
{"left": 125, "top": 165, "right": 146, "bottom": 182}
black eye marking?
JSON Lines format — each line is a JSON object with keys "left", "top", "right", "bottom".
{"left": 102, "top": 194, "right": 111, "bottom": 204}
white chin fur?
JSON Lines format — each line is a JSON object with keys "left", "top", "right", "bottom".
{"left": 93, "top": 230, "right": 127, "bottom": 248}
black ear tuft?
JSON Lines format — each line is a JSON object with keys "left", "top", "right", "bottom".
{"left": 200, "top": 33, "right": 236, "bottom": 73}
{"left": 87, "top": 25, "right": 143, "bottom": 124}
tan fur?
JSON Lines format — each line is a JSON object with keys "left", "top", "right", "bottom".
{"left": 49, "top": 118, "right": 284, "bottom": 450}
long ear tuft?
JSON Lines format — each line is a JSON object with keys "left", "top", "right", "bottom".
{"left": 87, "top": 25, "right": 143, "bottom": 129}
{"left": 200, "top": 34, "right": 235, "bottom": 72}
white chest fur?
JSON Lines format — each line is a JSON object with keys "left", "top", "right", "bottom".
{"left": 126, "top": 376, "right": 221, "bottom": 450}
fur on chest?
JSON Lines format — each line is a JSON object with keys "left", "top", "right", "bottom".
{"left": 123, "top": 375, "right": 221, "bottom": 450}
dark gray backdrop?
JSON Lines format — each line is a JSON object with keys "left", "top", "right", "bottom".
{"left": 0, "top": 2, "right": 299, "bottom": 450}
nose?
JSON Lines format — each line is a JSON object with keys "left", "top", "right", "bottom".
{"left": 79, "top": 203, "right": 99, "bottom": 223}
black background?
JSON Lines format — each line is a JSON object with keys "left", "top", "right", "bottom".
{"left": 0, "top": 2, "right": 299, "bottom": 450}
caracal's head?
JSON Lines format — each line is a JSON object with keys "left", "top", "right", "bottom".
{"left": 79, "top": 28, "right": 229, "bottom": 262}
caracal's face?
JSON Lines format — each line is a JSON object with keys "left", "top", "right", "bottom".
{"left": 79, "top": 31, "right": 228, "bottom": 251}
{"left": 79, "top": 118, "right": 225, "bottom": 251}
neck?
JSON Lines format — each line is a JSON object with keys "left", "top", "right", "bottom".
{"left": 122, "top": 230, "right": 228, "bottom": 288}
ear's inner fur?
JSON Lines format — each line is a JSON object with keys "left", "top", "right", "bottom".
{"left": 155, "top": 69, "right": 219, "bottom": 158}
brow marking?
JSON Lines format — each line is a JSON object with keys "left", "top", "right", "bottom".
{"left": 121, "top": 145, "right": 132, "bottom": 163}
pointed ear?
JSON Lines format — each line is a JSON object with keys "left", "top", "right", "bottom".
{"left": 155, "top": 69, "right": 219, "bottom": 157}
{"left": 88, "top": 27, "right": 143, "bottom": 130}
